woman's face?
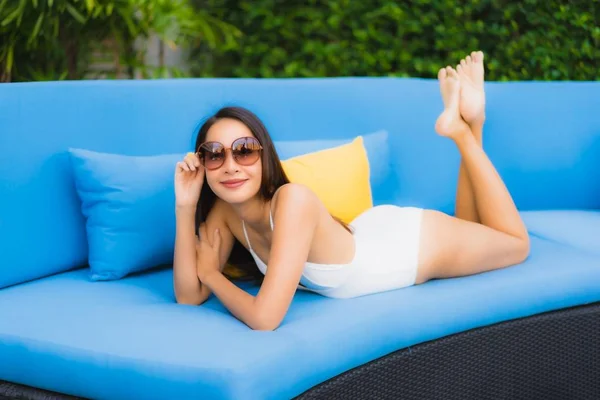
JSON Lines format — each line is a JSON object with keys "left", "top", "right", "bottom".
{"left": 201, "top": 118, "right": 263, "bottom": 205}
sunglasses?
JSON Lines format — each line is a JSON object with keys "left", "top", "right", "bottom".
{"left": 196, "top": 136, "right": 263, "bottom": 170}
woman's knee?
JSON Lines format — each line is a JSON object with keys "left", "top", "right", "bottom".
{"left": 513, "top": 236, "right": 531, "bottom": 264}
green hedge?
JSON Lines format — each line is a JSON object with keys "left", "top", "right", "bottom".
{"left": 190, "top": 0, "right": 599, "bottom": 80}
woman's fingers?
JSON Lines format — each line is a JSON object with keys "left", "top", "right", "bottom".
{"left": 184, "top": 153, "right": 196, "bottom": 171}
{"left": 184, "top": 152, "right": 201, "bottom": 171}
{"left": 177, "top": 161, "right": 190, "bottom": 172}
{"left": 177, "top": 153, "right": 202, "bottom": 174}
{"left": 192, "top": 153, "right": 201, "bottom": 168}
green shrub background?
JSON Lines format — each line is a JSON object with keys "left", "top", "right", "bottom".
{"left": 189, "top": 0, "right": 599, "bottom": 81}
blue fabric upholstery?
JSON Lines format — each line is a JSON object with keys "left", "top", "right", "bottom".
{"left": 68, "top": 150, "right": 183, "bottom": 281}
{"left": 1, "top": 78, "right": 599, "bottom": 399}
{"left": 1, "top": 79, "right": 599, "bottom": 288}
{"left": 1, "top": 236, "right": 599, "bottom": 400}
{"left": 522, "top": 210, "right": 600, "bottom": 255}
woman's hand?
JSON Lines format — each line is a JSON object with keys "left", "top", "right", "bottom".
{"left": 175, "top": 152, "right": 204, "bottom": 208}
{"left": 196, "top": 223, "right": 222, "bottom": 282}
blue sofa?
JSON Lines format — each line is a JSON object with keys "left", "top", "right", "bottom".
{"left": 1, "top": 77, "right": 599, "bottom": 400}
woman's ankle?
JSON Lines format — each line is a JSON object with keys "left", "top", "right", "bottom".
{"left": 469, "top": 119, "right": 485, "bottom": 143}
{"left": 453, "top": 129, "right": 478, "bottom": 151}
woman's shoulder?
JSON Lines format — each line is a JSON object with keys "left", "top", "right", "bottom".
{"left": 273, "top": 183, "right": 318, "bottom": 205}
{"left": 272, "top": 183, "right": 324, "bottom": 218}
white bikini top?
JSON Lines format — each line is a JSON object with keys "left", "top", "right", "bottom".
{"left": 240, "top": 207, "right": 352, "bottom": 292}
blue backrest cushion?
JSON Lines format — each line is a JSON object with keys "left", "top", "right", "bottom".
{"left": 1, "top": 79, "right": 598, "bottom": 288}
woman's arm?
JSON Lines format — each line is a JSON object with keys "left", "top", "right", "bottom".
{"left": 173, "top": 205, "right": 203, "bottom": 304}
{"left": 174, "top": 199, "right": 235, "bottom": 305}
{"left": 201, "top": 184, "right": 319, "bottom": 330}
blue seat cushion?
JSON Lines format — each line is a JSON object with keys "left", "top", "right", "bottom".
{"left": 523, "top": 210, "right": 600, "bottom": 255}
{"left": 1, "top": 236, "right": 599, "bottom": 399}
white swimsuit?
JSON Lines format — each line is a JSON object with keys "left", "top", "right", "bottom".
{"left": 241, "top": 204, "right": 424, "bottom": 299}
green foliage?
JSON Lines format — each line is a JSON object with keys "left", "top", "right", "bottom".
{"left": 189, "top": 0, "right": 600, "bottom": 80}
{"left": 0, "top": 0, "right": 241, "bottom": 82}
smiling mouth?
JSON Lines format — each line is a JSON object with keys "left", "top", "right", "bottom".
{"left": 221, "top": 179, "right": 248, "bottom": 189}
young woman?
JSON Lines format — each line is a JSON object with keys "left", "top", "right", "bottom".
{"left": 173, "top": 51, "right": 530, "bottom": 331}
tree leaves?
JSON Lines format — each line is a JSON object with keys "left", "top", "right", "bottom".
{"left": 188, "top": 0, "right": 599, "bottom": 81}
{"left": 1, "top": 0, "right": 241, "bottom": 81}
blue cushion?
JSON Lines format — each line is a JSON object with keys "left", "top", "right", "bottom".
{"left": 1, "top": 236, "right": 599, "bottom": 399}
{"left": 68, "top": 131, "right": 389, "bottom": 281}
{"left": 68, "top": 149, "right": 183, "bottom": 280}
{"left": 522, "top": 210, "right": 600, "bottom": 255}
{"left": 3, "top": 79, "right": 599, "bottom": 289}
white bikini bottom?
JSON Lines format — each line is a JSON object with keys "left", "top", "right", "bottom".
{"left": 298, "top": 205, "right": 424, "bottom": 299}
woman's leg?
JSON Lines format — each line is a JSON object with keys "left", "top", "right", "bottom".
{"left": 416, "top": 67, "right": 529, "bottom": 283}
{"left": 452, "top": 51, "right": 487, "bottom": 223}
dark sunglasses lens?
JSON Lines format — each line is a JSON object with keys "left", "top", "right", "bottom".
{"left": 232, "top": 138, "right": 261, "bottom": 165}
{"left": 199, "top": 143, "right": 225, "bottom": 169}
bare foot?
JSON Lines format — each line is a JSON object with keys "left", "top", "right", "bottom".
{"left": 457, "top": 51, "right": 486, "bottom": 125}
{"left": 435, "top": 66, "right": 471, "bottom": 141}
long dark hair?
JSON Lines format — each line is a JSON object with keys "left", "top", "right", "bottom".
{"left": 194, "top": 106, "right": 351, "bottom": 281}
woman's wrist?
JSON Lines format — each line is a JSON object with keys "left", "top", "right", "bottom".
{"left": 176, "top": 204, "right": 197, "bottom": 214}
{"left": 198, "top": 268, "right": 220, "bottom": 284}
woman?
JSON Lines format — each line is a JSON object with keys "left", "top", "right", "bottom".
{"left": 173, "top": 51, "right": 530, "bottom": 331}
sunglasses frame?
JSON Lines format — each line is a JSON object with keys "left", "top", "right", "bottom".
{"left": 196, "top": 136, "right": 263, "bottom": 170}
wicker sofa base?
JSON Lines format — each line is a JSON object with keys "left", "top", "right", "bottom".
{"left": 296, "top": 301, "right": 600, "bottom": 400}
{"left": 2, "top": 301, "right": 599, "bottom": 400}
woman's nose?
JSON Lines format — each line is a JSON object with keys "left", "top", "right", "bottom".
{"left": 222, "top": 150, "right": 239, "bottom": 173}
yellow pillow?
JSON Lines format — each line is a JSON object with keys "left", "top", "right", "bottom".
{"left": 280, "top": 136, "right": 373, "bottom": 223}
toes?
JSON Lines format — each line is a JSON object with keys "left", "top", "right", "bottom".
{"left": 446, "top": 66, "right": 457, "bottom": 79}
{"left": 466, "top": 55, "right": 472, "bottom": 65}
{"left": 438, "top": 68, "right": 447, "bottom": 80}
{"left": 460, "top": 59, "right": 467, "bottom": 68}
{"left": 469, "top": 51, "right": 485, "bottom": 63}
{"left": 456, "top": 64, "right": 464, "bottom": 76}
